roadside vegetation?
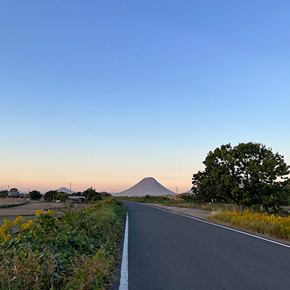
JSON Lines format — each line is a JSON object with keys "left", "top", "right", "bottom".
{"left": 209, "top": 210, "right": 290, "bottom": 241}
{"left": 119, "top": 195, "right": 240, "bottom": 212}
{"left": 0, "top": 198, "right": 127, "bottom": 290}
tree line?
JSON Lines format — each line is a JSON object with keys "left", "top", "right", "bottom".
{"left": 0, "top": 187, "right": 111, "bottom": 202}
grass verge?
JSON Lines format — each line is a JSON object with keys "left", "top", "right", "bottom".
{"left": 0, "top": 198, "right": 127, "bottom": 290}
{"left": 119, "top": 196, "right": 239, "bottom": 212}
{"left": 209, "top": 210, "right": 290, "bottom": 242}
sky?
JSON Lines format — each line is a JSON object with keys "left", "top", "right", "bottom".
{"left": 1, "top": 0, "right": 290, "bottom": 193}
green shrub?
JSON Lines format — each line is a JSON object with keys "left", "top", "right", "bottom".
{"left": 0, "top": 199, "right": 127, "bottom": 290}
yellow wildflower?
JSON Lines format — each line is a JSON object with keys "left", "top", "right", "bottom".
{"left": 21, "top": 220, "right": 35, "bottom": 231}
{"left": 3, "top": 234, "right": 11, "bottom": 241}
{"left": 0, "top": 220, "right": 13, "bottom": 237}
{"left": 4, "top": 234, "right": 11, "bottom": 241}
{"left": 14, "top": 216, "right": 25, "bottom": 225}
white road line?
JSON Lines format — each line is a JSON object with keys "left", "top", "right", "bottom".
{"left": 119, "top": 213, "right": 129, "bottom": 290}
{"left": 144, "top": 203, "right": 290, "bottom": 249}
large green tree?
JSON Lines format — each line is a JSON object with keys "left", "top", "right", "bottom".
{"left": 192, "top": 142, "right": 290, "bottom": 213}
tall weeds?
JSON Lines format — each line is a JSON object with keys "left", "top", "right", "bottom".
{"left": 210, "top": 210, "right": 290, "bottom": 241}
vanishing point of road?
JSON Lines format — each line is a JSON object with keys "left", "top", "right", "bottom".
{"left": 122, "top": 201, "right": 290, "bottom": 290}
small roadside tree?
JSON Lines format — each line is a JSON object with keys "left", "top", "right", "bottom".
{"left": 56, "top": 192, "right": 68, "bottom": 202}
{"left": 192, "top": 142, "right": 290, "bottom": 213}
{"left": 100, "top": 191, "right": 112, "bottom": 197}
{"left": 10, "top": 188, "right": 19, "bottom": 192}
{"left": 44, "top": 190, "right": 58, "bottom": 202}
{"left": 83, "top": 187, "right": 101, "bottom": 201}
{"left": 0, "top": 190, "right": 8, "bottom": 198}
{"left": 29, "top": 190, "right": 42, "bottom": 201}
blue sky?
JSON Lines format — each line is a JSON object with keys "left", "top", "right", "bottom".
{"left": 1, "top": 1, "right": 290, "bottom": 193}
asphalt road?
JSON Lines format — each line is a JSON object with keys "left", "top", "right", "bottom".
{"left": 122, "top": 201, "right": 290, "bottom": 290}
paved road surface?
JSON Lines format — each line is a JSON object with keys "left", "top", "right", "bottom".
{"left": 123, "top": 201, "right": 290, "bottom": 290}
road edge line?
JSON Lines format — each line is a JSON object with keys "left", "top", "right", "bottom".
{"left": 119, "top": 213, "right": 129, "bottom": 290}
{"left": 144, "top": 203, "right": 290, "bottom": 249}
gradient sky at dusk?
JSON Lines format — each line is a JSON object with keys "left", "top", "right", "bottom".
{"left": 1, "top": 1, "right": 290, "bottom": 193}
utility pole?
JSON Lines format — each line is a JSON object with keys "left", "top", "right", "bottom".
{"left": 176, "top": 187, "right": 178, "bottom": 194}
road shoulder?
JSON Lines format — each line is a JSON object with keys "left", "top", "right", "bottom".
{"left": 147, "top": 203, "right": 210, "bottom": 219}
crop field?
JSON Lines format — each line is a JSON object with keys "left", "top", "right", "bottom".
{"left": 0, "top": 198, "right": 127, "bottom": 290}
{"left": 0, "top": 198, "right": 27, "bottom": 207}
{"left": 0, "top": 200, "right": 90, "bottom": 219}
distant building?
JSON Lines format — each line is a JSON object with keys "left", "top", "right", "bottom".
{"left": 8, "top": 191, "right": 26, "bottom": 198}
{"left": 67, "top": 196, "right": 85, "bottom": 203}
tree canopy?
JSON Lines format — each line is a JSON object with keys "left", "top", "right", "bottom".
{"left": 192, "top": 142, "right": 290, "bottom": 213}
{"left": 29, "top": 190, "right": 42, "bottom": 201}
{"left": 56, "top": 192, "right": 69, "bottom": 202}
{"left": 44, "top": 190, "right": 58, "bottom": 202}
{"left": 83, "top": 187, "right": 101, "bottom": 201}
{"left": 9, "top": 188, "right": 19, "bottom": 192}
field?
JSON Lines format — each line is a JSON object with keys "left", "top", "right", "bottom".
{"left": 0, "top": 199, "right": 91, "bottom": 226}
{"left": 0, "top": 198, "right": 27, "bottom": 208}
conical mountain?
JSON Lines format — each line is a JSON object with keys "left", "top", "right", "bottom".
{"left": 56, "top": 187, "right": 74, "bottom": 194}
{"left": 116, "top": 177, "right": 175, "bottom": 197}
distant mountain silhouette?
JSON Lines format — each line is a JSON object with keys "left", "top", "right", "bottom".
{"left": 116, "top": 177, "right": 175, "bottom": 197}
{"left": 56, "top": 187, "right": 74, "bottom": 194}
{"left": 184, "top": 189, "right": 193, "bottom": 194}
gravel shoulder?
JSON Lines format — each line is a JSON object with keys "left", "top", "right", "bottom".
{"left": 147, "top": 203, "right": 210, "bottom": 219}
